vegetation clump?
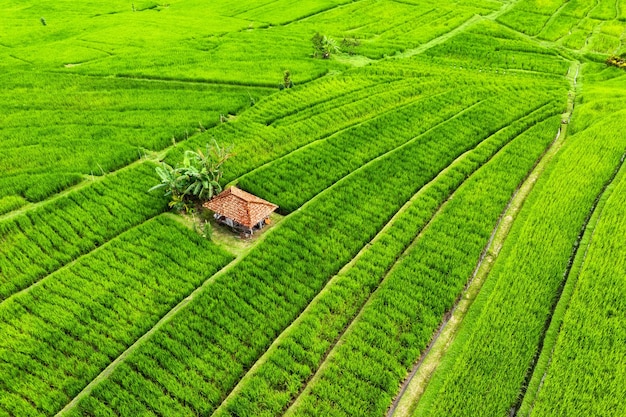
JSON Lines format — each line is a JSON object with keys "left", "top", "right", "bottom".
{"left": 311, "top": 32, "right": 340, "bottom": 58}
{"left": 606, "top": 54, "right": 626, "bottom": 69}
{"left": 150, "top": 140, "right": 234, "bottom": 212}
{"left": 279, "top": 70, "right": 293, "bottom": 90}
{"left": 341, "top": 36, "right": 360, "bottom": 55}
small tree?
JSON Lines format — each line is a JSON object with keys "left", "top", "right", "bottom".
{"left": 150, "top": 140, "right": 234, "bottom": 212}
{"left": 311, "top": 32, "right": 324, "bottom": 58}
{"left": 606, "top": 54, "right": 626, "bottom": 69}
{"left": 279, "top": 70, "right": 294, "bottom": 90}
{"left": 341, "top": 37, "right": 360, "bottom": 55}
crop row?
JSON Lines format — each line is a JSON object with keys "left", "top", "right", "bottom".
{"left": 288, "top": 115, "right": 562, "bottom": 417}
{"left": 538, "top": 15, "right": 581, "bottom": 42}
{"left": 239, "top": 82, "right": 563, "bottom": 212}
{"left": 588, "top": 0, "right": 619, "bottom": 20}
{"left": 525, "top": 164, "right": 626, "bottom": 417}
{"left": 560, "top": 0, "right": 596, "bottom": 19}
{"left": 0, "top": 215, "right": 234, "bottom": 416}
{"left": 411, "top": 82, "right": 626, "bottom": 417}
{"left": 60, "top": 70, "right": 560, "bottom": 417}
{"left": 0, "top": 172, "right": 85, "bottom": 206}
{"left": 210, "top": 103, "right": 563, "bottom": 417}
{"left": 0, "top": 196, "right": 27, "bottom": 216}
{"left": 0, "top": 162, "right": 167, "bottom": 301}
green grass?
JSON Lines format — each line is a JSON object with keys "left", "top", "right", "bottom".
{"left": 411, "top": 66, "right": 626, "bottom": 417}
{"left": 0, "top": 215, "right": 234, "bottom": 416}
{"left": 0, "top": 162, "right": 168, "bottom": 301}
{"left": 527, "top": 159, "right": 626, "bottom": 416}
{"left": 288, "top": 115, "right": 562, "bottom": 417}
{"left": 63, "top": 57, "right": 567, "bottom": 416}
{"left": 0, "top": 196, "right": 28, "bottom": 216}
{"left": 213, "top": 106, "right": 563, "bottom": 417}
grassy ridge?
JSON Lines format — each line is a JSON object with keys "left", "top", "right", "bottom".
{"left": 411, "top": 70, "right": 626, "bottom": 417}
{"left": 0, "top": 215, "right": 234, "bottom": 416}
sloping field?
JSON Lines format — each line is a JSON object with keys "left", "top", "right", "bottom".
{"left": 1, "top": 1, "right": 625, "bottom": 416}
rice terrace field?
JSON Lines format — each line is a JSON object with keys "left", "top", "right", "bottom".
{"left": 1, "top": 0, "right": 625, "bottom": 415}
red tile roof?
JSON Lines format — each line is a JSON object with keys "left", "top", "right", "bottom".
{"left": 203, "top": 187, "right": 278, "bottom": 229}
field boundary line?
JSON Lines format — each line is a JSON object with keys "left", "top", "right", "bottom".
{"left": 281, "top": 105, "right": 554, "bottom": 417}
{"left": 387, "top": 122, "right": 562, "bottom": 417}
{"left": 515, "top": 150, "right": 626, "bottom": 417}
{"left": 387, "top": 61, "right": 580, "bottom": 417}
{"left": 536, "top": 2, "right": 570, "bottom": 39}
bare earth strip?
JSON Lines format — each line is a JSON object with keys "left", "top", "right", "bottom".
{"left": 387, "top": 60, "right": 580, "bottom": 417}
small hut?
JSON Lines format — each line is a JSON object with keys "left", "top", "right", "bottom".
{"left": 204, "top": 186, "right": 278, "bottom": 237}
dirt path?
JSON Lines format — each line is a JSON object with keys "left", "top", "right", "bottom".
{"left": 281, "top": 107, "right": 558, "bottom": 417}
{"left": 387, "top": 60, "right": 581, "bottom": 417}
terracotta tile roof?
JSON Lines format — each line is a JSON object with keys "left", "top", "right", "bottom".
{"left": 203, "top": 187, "right": 278, "bottom": 229}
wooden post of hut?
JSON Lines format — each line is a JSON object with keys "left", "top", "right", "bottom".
{"left": 203, "top": 186, "right": 278, "bottom": 238}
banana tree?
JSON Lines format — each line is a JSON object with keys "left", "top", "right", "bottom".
{"left": 322, "top": 35, "right": 340, "bottom": 58}
{"left": 149, "top": 140, "right": 234, "bottom": 212}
